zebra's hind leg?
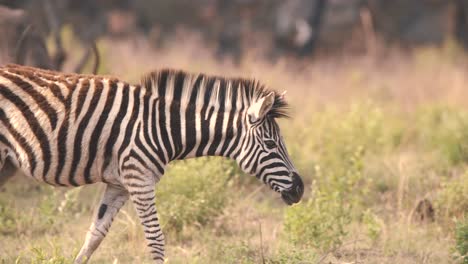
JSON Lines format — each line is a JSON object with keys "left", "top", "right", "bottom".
{"left": 0, "top": 158, "right": 17, "bottom": 187}
{"left": 125, "top": 178, "right": 165, "bottom": 263}
{"left": 75, "top": 184, "right": 129, "bottom": 264}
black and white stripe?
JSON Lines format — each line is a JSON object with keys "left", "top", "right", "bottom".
{"left": 0, "top": 64, "right": 303, "bottom": 263}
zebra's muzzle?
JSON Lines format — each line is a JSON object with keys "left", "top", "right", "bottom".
{"left": 280, "top": 172, "right": 304, "bottom": 205}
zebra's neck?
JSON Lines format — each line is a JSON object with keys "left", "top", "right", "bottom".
{"left": 145, "top": 70, "right": 254, "bottom": 163}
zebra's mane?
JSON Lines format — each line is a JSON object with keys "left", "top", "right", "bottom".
{"left": 141, "top": 69, "right": 289, "bottom": 119}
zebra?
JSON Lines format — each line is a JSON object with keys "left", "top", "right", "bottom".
{"left": 0, "top": 64, "right": 304, "bottom": 263}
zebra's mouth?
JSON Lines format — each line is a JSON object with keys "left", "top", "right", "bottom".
{"left": 281, "top": 189, "right": 301, "bottom": 205}
{"left": 281, "top": 192, "right": 296, "bottom": 205}
{"left": 280, "top": 172, "right": 304, "bottom": 205}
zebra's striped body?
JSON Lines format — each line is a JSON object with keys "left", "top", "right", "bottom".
{"left": 0, "top": 65, "right": 141, "bottom": 187}
{"left": 0, "top": 64, "right": 303, "bottom": 263}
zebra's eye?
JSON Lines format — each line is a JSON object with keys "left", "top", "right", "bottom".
{"left": 265, "top": 140, "right": 277, "bottom": 149}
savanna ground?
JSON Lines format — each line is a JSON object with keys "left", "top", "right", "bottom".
{"left": 1, "top": 31, "right": 468, "bottom": 263}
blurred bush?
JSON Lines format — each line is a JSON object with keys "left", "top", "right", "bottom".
{"left": 435, "top": 171, "right": 468, "bottom": 221}
{"left": 284, "top": 101, "right": 402, "bottom": 180}
{"left": 156, "top": 157, "right": 236, "bottom": 236}
{"left": 414, "top": 105, "right": 468, "bottom": 166}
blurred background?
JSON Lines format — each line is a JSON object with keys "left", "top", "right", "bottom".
{"left": 0, "top": 1, "right": 468, "bottom": 264}
{"left": 1, "top": 0, "right": 468, "bottom": 68}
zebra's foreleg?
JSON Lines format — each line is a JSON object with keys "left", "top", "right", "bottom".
{"left": 75, "top": 184, "right": 129, "bottom": 264}
{"left": 125, "top": 178, "right": 165, "bottom": 263}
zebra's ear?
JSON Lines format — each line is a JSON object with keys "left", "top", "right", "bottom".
{"left": 248, "top": 92, "right": 275, "bottom": 123}
{"left": 280, "top": 91, "right": 287, "bottom": 100}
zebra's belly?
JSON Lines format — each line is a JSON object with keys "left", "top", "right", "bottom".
{"left": 4, "top": 144, "right": 109, "bottom": 187}
{"left": 0, "top": 113, "right": 119, "bottom": 187}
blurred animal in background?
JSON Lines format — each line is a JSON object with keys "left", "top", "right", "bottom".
{"left": 411, "top": 198, "right": 435, "bottom": 223}
{"left": 0, "top": 5, "right": 54, "bottom": 69}
{"left": 3, "top": 0, "right": 468, "bottom": 66}
{"left": 0, "top": 0, "right": 100, "bottom": 73}
{"left": 274, "top": 0, "right": 327, "bottom": 58}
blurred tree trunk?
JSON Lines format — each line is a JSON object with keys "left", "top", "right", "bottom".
{"left": 455, "top": 0, "right": 468, "bottom": 49}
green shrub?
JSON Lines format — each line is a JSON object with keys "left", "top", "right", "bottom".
{"left": 157, "top": 157, "right": 236, "bottom": 235}
{"left": 435, "top": 171, "right": 468, "bottom": 221}
{"left": 284, "top": 146, "right": 367, "bottom": 251}
{"left": 284, "top": 188, "right": 350, "bottom": 251}
{"left": 455, "top": 217, "right": 468, "bottom": 264}
{"left": 269, "top": 245, "right": 317, "bottom": 264}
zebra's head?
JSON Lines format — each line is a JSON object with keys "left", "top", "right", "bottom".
{"left": 236, "top": 91, "right": 304, "bottom": 205}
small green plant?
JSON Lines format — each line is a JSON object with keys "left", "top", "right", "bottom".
{"left": 28, "top": 245, "right": 74, "bottom": 264}
{"left": 455, "top": 217, "right": 468, "bottom": 264}
{"left": 362, "top": 209, "right": 382, "bottom": 242}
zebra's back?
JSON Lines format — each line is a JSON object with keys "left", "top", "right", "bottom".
{"left": 0, "top": 64, "right": 143, "bottom": 187}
